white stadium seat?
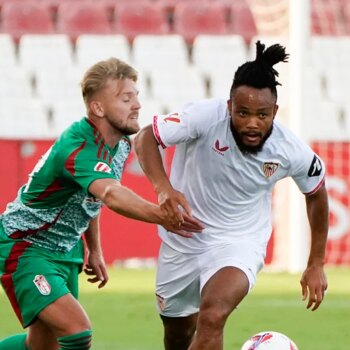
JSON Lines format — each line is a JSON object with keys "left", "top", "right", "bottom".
{"left": 303, "top": 100, "right": 346, "bottom": 141}
{"left": 51, "top": 100, "right": 86, "bottom": 136}
{"left": 75, "top": 34, "right": 131, "bottom": 70}
{"left": 0, "top": 98, "right": 51, "bottom": 139}
{"left": 0, "top": 34, "right": 17, "bottom": 69}
{"left": 0, "top": 67, "right": 33, "bottom": 100}
{"left": 132, "top": 34, "right": 189, "bottom": 74}
{"left": 150, "top": 66, "right": 207, "bottom": 112}
{"left": 35, "top": 66, "right": 84, "bottom": 110}
{"left": 18, "top": 34, "right": 74, "bottom": 76}
{"left": 192, "top": 35, "right": 247, "bottom": 79}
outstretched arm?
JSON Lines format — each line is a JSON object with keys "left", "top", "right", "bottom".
{"left": 300, "top": 183, "right": 329, "bottom": 311}
{"left": 134, "top": 125, "right": 201, "bottom": 230}
{"left": 88, "top": 178, "right": 202, "bottom": 238}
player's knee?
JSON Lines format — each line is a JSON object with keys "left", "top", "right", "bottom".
{"left": 164, "top": 331, "right": 193, "bottom": 350}
{"left": 199, "top": 305, "right": 231, "bottom": 330}
{"left": 166, "top": 326, "right": 195, "bottom": 343}
{"left": 163, "top": 323, "right": 195, "bottom": 350}
{"left": 57, "top": 329, "right": 92, "bottom": 350}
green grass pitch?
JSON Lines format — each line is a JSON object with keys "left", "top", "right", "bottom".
{"left": 1, "top": 267, "right": 349, "bottom": 349}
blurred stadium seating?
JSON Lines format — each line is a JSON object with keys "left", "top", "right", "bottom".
{"left": 172, "top": 2, "right": 228, "bottom": 44}
{"left": 0, "top": 0, "right": 349, "bottom": 266}
{"left": 1, "top": 2, "right": 54, "bottom": 41}
{"left": 56, "top": 2, "right": 112, "bottom": 38}
{"left": 113, "top": 2, "right": 170, "bottom": 41}
{"left": 0, "top": 0, "right": 348, "bottom": 136}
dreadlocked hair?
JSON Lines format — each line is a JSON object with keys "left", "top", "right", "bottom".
{"left": 230, "top": 41, "right": 289, "bottom": 99}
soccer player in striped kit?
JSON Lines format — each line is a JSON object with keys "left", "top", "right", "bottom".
{"left": 135, "top": 42, "right": 329, "bottom": 350}
{"left": 0, "top": 58, "right": 202, "bottom": 350}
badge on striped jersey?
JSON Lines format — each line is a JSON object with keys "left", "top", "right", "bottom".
{"left": 33, "top": 275, "right": 51, "bottom": 295}
{"left": 263, "top": 162, "right": 279, "bottom": 177}
{"left": 94, "top": 161, "right": 112, "bottom": 174}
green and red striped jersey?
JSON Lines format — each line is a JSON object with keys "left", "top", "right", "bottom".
{"left": 1, "top": 118, "right": 131, "bottom": 252}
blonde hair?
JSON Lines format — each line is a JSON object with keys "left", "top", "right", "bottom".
{"left": 81, "top": 57, "right": 138, "bottom": 105}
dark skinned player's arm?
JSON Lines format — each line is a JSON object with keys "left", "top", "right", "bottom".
{"left": 300, "top": 183, "right": 329, "bottom": 311}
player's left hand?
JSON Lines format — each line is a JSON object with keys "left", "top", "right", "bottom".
{"left": 84, "top": 251, "right": 109, "bottom": 288}
{"left": 162, "top": 211, "right": 204, "bottom": 237}
{"left": 300, "top": 264, "right": 328, "bottom": 311}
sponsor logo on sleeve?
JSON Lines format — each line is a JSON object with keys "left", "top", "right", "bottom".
{"left": 263, "top": 162, "right": 279, "bottom": 177}
{"left": 308, "top": 155, "right": 322, "bottom": 177}
{"left": 33, "top": 275, "right": 51, "bottom": 295}
{"left": 94, "top": 161, "right": 112, "bottom": 174}
{"left": 164, "top": 113, "right": 181, "bottom": 123}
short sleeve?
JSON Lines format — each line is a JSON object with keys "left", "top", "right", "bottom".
{"left": 153, "top": 100, "right": 218, "bottom": 148}
{"left": 64, "top": 140, "right": 116, "bottom": 192}
{"left": 290, "top": 143, "right": 326, "bottom": 195}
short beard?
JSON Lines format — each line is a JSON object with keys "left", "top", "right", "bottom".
{"left": 109, "top": 118, "right": 140, "bottom": 136}
{"left": 117, "top": 125, "right": 139, "bottom": 136}
{"left": 230, "top": 122, "right": 273, "bottom": 155}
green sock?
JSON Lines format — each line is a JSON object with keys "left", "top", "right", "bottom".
{"left": 0, "top": 334, "right": 27, "bottom": 350}
{"left": 57, "top": 330, "right": 92, "bottom": 350}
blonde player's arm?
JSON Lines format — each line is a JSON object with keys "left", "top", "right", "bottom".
{"left": 89, "top": 178, "right": 201, "bottom": 237}
{"left": 84, "top": 215, "right": 109, "bottom": 288}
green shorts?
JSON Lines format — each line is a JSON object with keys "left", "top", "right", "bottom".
{"left": 0, "top": 224, "right": 84, "bottom": 328}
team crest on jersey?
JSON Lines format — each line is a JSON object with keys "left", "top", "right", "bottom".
{"left": 33, "top": 275, "right": 51, "bottom": 295}
{"left": 156, "top": 293, "right": 165, "bottom": 312}
{"left": 94, "top": 161, "right": 112, "bottom": 174}
{"left": 308, "top": 155, "right": 322, "bottom": 177}
{"left": 263, "top": 162, "right": 279, "bottom": 177}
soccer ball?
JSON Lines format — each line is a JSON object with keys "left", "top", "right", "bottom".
{"left": 241, "top": 331, "right": 299, "bottom": 350}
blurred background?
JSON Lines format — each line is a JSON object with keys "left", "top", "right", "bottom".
{"left": 0, "top": 0, "right": 349, "bottom": 272}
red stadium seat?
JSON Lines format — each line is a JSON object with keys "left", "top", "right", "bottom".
{"left": 311, "top": 0, "right": 346, "bottom": 35}
{"left": 113, "top": 2, "right": 169, "bottom": 41}
{"left": 1, "top": 2, "right": 54, "bottom": 41}
{"left": 344, "top": 2, "right": 350, "bottom": 35}
{"left": 229, "top": 1, "right": 257, "bottom": 43}
{"left": 56, "top": 2, "right": 112, "bottom": 39}
{"left": 0, "top": 0, "right": 29, "bottom": 4}
{"left": 173, "top": 2, "right": 228, "bottom": 44}
{"left": 157, "top": 0, "right": 207, "bottom": 13}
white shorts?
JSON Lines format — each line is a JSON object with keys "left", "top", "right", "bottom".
{"left": 156, "top": 241, "right": 265, "bottom": 317}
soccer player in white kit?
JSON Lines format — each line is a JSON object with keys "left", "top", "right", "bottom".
{"left": 135, "top": 41, "right": 329, "bottom": 350}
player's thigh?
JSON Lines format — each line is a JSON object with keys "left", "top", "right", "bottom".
{"left": 156, "top": 242, "right": 201, "bottom": 317}
{"left": 199, "top": 241, "right": 265, "bottom": 311}
{"left": 2, "top": 253, "right": 76, "bottom": 328}
{"left": 200, "top": 266, "right": 249, "bottom": 314}
{"left": 200, "top": 241, "right": 265, "bottom": 292}
{"left": 27, "top": 319, "right": 59, "bottom": 350}
{"left": 66, "top": 263, "right": 80, "bottom": 299}
{"left": 38, "top": 293, "right": 91, "bottom": 337}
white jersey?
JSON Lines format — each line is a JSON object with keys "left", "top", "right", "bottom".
{"left": 153, "top": 98, "right": 326, "bottom": 253}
